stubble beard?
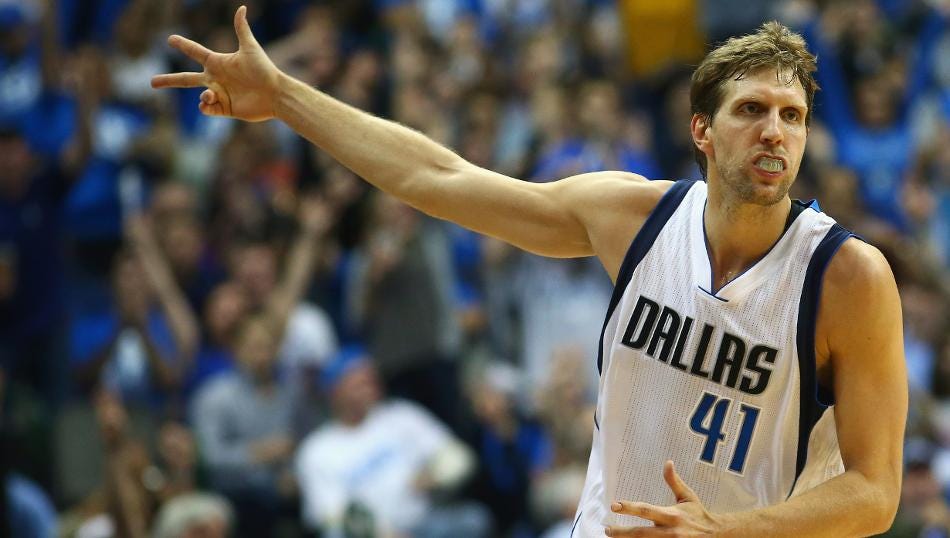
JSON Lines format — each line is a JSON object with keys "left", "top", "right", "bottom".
{"left": 715, "top": 158, "right": 793, "bottom": 209}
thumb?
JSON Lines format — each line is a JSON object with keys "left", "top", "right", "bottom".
{"left": 234, "top": 5, "right": 260, "bottom": 49}
{"left": 664, "top": 460, "right": 699, "bottom": 503}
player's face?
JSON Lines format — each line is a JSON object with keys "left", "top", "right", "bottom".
{"left": 694, "top": 67, "right": 808, "bottom": 206}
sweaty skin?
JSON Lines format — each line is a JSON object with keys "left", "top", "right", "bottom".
{"left": 152, "top": 8, "right": 906, "bottom": 536}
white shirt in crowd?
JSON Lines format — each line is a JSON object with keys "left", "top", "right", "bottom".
{"left": 295, "top": 400, "right": 454, "bottom": 535}
{"left": 279, "top": 303, "right": 338, "bottom": 369}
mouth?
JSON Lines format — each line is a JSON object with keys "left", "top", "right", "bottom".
{"left": 753, "top": 154, "right": 786, "bottom": 174}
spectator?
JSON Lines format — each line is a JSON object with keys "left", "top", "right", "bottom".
{"left": 295, "top": 345, "right": 488, "bottom": 537}
{"left": 182, "top": 281, "right": 247, "bottom": 400}
{"left": 149, "top": 181, "right": 223, "bottom": 311}
{"left": 0, "top": 0, "right": 77, "bottom": 158}
{"left": 190, "top": 314, "right": 297, "bottom": 538}
{"left": 61, "top": 389, "right": 157, "bottom": 538}
{"left": 71, "top": 211, "right": 200, "bottom": 411}
{"left": 5, "top": 472, "right": 57, "bottom": 538}
{"left": 346, "top": 191, "right": 462, "bottom": 429}
{"left": 533, "top": 466, "right": 586, "bottom": 538}
{"left": 515, "top": 256, "right": 612, "bottom": 404}
{"left": 108, "top": 0, "right": 170, "bottom": 108}
{"left": 227, "top": 196, "right": 339, "bottom": 377}
{"left": 532, "top": 81, "right": 661, "bottom": 181}
{"left": 0, "top": 125, "right": 74, "bottom": 408}
{"left": 802, "top": 0, "right": 943, "bottom": 232}
{"left": 882, "top": 438, "right": 950, "bottom": 537}
{"left": 464, "top": 360, "right": 551, "bottom": 537}
{"left": 0, "top": 0, "right": 91, "bottom": 419}
{"left": 0, "top": 367, "right": 57, "bottom": 538}
{"left": 151, "top": 493, "right": 233, "bottom": 538}
{"left": 154, "top": 421, "right": 200, "bottom": 504}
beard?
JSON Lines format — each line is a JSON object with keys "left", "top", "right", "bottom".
{"left": 714, "top": 157, "right": 794, "bottom": 207}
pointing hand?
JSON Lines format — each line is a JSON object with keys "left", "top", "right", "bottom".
{"left": 151, "top": 6, "right": 282, "bottom": 122}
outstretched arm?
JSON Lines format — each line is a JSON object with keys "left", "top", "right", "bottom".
{"left": 606, "top": 240, "right": 906, "bottom": 537}
{"left": 151, "top": 7, "right": 661, "bottom": 269}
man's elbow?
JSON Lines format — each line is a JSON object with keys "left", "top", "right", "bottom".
{"left": 865, "top": 479, "right": 900, "bottom": 535}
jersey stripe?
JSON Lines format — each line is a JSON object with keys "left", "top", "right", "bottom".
{"left": 569, "top": 510, "right": 583, "bottom": 537}
{"left": 790, "top": 223, "right": 856, "bottom": 497}
{"left": 596, "top": 180, "right": 696, "bottom": 374}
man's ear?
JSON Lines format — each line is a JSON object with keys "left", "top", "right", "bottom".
{"left": 691, "top": 113, "right": 712, "bottom": 157}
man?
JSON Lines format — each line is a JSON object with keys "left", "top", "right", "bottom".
{"left": 153, "top": 10, "right": 907, "bottom": 536}
{"left": 191, "top": 314, "right": 297, "bottom": 538}
{"left": 294, "top": 345, "right": 483, "bottom": 537}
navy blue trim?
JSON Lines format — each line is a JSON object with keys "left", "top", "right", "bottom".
{"left": 788, "top": 223, "right": 856, "bottom": 498}
{"left": 596, "top": 180, "right": 696, "bottom": 374}
{"left": 593, "top": 410, "right": 600, "bottom": 431}
{"left": 697, "top": 285, "right": 729, "bottom": 302}
{"left": 703, "top": 199, "right": 809, "bottom": 296}
{"left": 569, "top": 510, "right": 583, "bottom": 537}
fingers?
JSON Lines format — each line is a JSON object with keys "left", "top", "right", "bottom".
{"left": 234, "top": 5, "right": 260, "bottom": 49}
{"left": 198, "top": 84, "right": 231, "bottom": 117}
{"left": 663, "top": 460, "right": 699, "bottom": 503}
{"left": 200, "top": 89, "right": 217, "bottom": 105}
{"left": 150, "top": 72, "right": 206, "bottom": 89}
{"left": 167, "top": 34, "right": 213, "bottom": 65}
{"left": 198, "top": 100, "right": 227, "bottom": 117}
{"left": 610, "top": 501, "right": 679, "bottom": 526}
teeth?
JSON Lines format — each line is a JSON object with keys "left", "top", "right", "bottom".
{"left": 756, "top": 157, "right": 784, "bottom": 172}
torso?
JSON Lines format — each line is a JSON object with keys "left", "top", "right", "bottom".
{"left": 572, "top": 180, "right": 850, "bottom": 536}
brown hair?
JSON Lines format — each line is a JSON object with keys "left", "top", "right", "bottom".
{"left": 690, "top": 21, "right": 819, "bottom": 179}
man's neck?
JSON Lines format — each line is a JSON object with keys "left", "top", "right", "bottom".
{"left": 337, "top": 404, "right": 375, "bottom": 427}
{"left": 704, "top": 184, "right": 791, "bottom": 291}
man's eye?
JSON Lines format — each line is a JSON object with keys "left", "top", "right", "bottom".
{"left": 784, "top": 110, "right": 801, "bottom": 122}
{"left": 740, "top": 103, "right": 760, "bottom": 114}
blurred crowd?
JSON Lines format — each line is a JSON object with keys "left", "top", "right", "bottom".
{"left": 0, "top": 0, "right": 949, "bottom": 536}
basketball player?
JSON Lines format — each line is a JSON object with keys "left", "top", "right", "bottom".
{"left": 152, "top": 9, "right": 906, "bottom": 536}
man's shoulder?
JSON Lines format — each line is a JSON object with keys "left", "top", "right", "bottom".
{"left": 558, "top": 175, "right": 684, "bottom": 280}
{"left": 375, "top": 399, "right": 453, "bottom": 438}
{"left": 822, "top": 238, "right": 894, "bottom": 301}
{"left": 292, "top": 302, "right": 334, "bottom": 323}
{"left": 816, "top": 237, "right": 900, "bottom": 363}
{"left": 379, "top": 398, "right": 439, "bottom": 423}
{"left": 297, "top": 423, "right": 341, "bottom": 456}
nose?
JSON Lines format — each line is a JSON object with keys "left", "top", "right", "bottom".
{"left": 760, "top": 109, "right": 784, "bottom": 146}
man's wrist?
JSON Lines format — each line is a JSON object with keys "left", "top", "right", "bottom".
{"left": 713, "top": 511, "right": 747, "bottom": 538}
{"left": 272, "top": 71, "right": 299, "bottom": 122}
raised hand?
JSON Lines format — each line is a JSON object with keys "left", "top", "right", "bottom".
{"left": 151, "top": 6, "right": 282, "bottom": 122}
{"left": 298, "top": 194, "right": 336, "bottom": 237}
{"left": 605, "top": 461, "right": 723, "bottom": 536}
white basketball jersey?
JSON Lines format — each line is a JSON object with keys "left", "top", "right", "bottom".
{"left": 571, "top": 180, "right": 853, "bottom": 536}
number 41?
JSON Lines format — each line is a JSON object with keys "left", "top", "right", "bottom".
{"left": 689, "top": 392, "right": 761, "bottom": 475}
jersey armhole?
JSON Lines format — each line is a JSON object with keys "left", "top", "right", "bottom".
{"left": 789, "top": 223, "right": 859, "bottom": 497}
{"left": 596, "top": 179, "right": 697, "bottom": 374}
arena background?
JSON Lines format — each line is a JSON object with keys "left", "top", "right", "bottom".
{"left": 1, "top": 0, "right": 949, "bottom": 536}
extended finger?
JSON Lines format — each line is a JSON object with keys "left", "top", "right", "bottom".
{"left": 234, "top": 5, "right": 260, "bottom": 49}
{"left": 663, "top": 460, "right": 699, "bottom": 503}
{"left": 610, "top": 501, "right": 678, "bottom": 526}
{"left": 168, "top": 34, "right": 214, "bottom": 65}
{"left": 151, "top": 72, "right": 206, "bottom": 89}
